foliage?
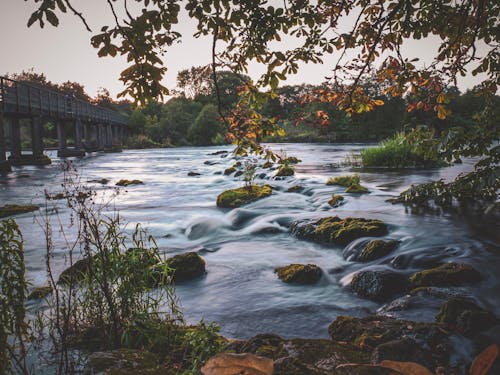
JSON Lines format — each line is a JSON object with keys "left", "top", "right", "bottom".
{"left": 242, "top": 160, "right": 257, "bottom": 190}
{"left": 326, "top": 175, "right": 360, "bottom": 187}
{"left": 188, "top": 104, "right": 224, "bottom": 146}
{"left": 0, "top": 219, "right": 29, "bottom": 375}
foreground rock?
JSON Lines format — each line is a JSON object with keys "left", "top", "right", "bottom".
{"left": 201, "top": 353, "right": 273, "bottom": 375}
{"left": 291, "top": 217, "right": 388, "bottom": 246}
{"left": 0, "top": 204, "right": 39, "bottom": 218}
{"left": 286, "top": 185, "right": 304, "bottom": 193}
{"left": 84, "top": 349, "right": 161, "bottom": 375}
{"left": 409, "top": 262, "right": 481, "bottom": 288}
{"left": 166, "top": 252, "right": 206, "bottom": 282}
{"left": 275, "top": 165, "right": 294, "bottom": 177}
{"left": 27, "top": 286, "right": 52, "bottom": 300}
{"left": 358, "top": 240, "right": 399, "bottom": 262}
{"left": 328, "top": 194, "right": 345, "bottom": 207}
{"left": 116, "top": 179, "right": 144, "bottom": 187}
{"left": 275, "top": 264, "right": 322, "bottom": 284}
{"left": 345, "top": 184, "right": 369, "bottom": 193}
{"left": 217, "top": 185, "right": 272, "bottom": 208}
{"left": 351, "top": 270, "right": 408, "bottom": 301}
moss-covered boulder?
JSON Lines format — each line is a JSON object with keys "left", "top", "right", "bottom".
{"left": 83, "top": 349, "right": 161, "bottom": 375}
{"left": 328, "top": 194, "right": 345, "bottom": 207}
{"left": 166, "top": 252, "right": 206, "bottom": 282}
{"left": 275, "top": 264, "right": 322, "bottom": 284}
{"left": 275, "top": 165, "right": 294, "bottom": 177}
{"left": 262, "top": 161, "right": 273, "bottom": 169}
{"left": 282, "top": 156, "right": 301, "bottom": 164}
{"left": 345, "top": 184, "right": 369, "bottom": 193}
{"left": 89, "top": 178, "right": 110, "bottom": 184}
{"left": 291, "top": 217, "right": 388, "bottom": 246}
{"left": 0, "top": 204, "right": 39, "bottom": 218}
{"left": 58, "top": 256, "right": 94, "bottom": 285}
{"left": 358, "top": 240, "right": 399, "bottom": 262}
{"left": 326, "top": 175, "right": 360, "bottom": 187}
{"left": 287, "top": 185, "right": 304, "bottom": 193}
{"left": 409, "top": 263, "right": 481, "bottom": 288}
{"left": 371, "top": 337, "right": 435, "bottom": 371}
{"left": 351, "top": 270, "right": 407, "bottom": 301}
{"left": 224, "top": 166, "right": 236, "bottom": 175}
{"left": 216, "top": 185, "right": 272, "bottom": 208}
{"left": 116, "top": 179, "right": 143, "bottom": 187}
{"left": 436, "top": 297, "right": 498, "bottom": 336}
{"left": 28, "top": 286, "right": 52, "bottom": 300}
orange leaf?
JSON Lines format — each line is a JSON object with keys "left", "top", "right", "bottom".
{"left": 470, "top": 344, "right": 499, "bottom": 375}
{"left": 437, "top": 105, "right": 447, "bottom": 120}
{"left": 373, "top": 99, "right": 384, "bottom": 106}
{"left": 380, "top": 360, "right": 433, "bottom": 375}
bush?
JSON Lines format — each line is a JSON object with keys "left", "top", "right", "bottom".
{"left": 124, "top": 134, "right": 168, "bottom": 149}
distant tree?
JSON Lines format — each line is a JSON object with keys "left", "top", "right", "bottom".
{"left": 188, "top": 104, "right": 224, "bottom": 146}
{"left": 128, "top": 110, "right": 147, "bottom": 135}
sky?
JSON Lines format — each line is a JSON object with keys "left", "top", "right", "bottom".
{"left": 0, "top": 1, "right": 488, "bottom": 101}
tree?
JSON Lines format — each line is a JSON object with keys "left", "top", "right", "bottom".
{"left": 188, "top": 104, "right": 224, "bottom": 146}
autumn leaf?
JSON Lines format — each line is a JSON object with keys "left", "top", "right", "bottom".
{"left": 470, "top": 344, "right": 499, "bottom": 375}
{"left": 380, "top": 360, "right": 434, "bottom": 375}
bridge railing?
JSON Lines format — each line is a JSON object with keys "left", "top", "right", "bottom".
{"left": 0, "top": 76, "right": 128, "bottom": 125}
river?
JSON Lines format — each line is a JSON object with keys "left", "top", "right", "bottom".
{"left": 1, "top": 143, "right": 498, "bottom": 343}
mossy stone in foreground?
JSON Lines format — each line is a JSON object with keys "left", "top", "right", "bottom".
{"left": 84, "top": 349, "right": 161, "bottom": 375}
{"left": 115, "top": 179, "right": 144, "bottom": 187}
{"left": 28, "top": 286, "right": 52, "bottom": 300}
{"left": 0, "top": 204, "right": 39, "bottom": 218}
{"left": 351, "top": 270, "right": 407, "bottom": 301}
{"left": 166, "top": 252, "right": 206, "bottom": 282}
{"left": 326, "top": 175, "right": 360, "bottom": 187}
{"left": 328, "top": 194, "right": 345, "bottom": 207}
{"left": 291, "top": 217, "right": 388, "bottom": 246}
{"left": 409, "top": 262, "right": 481, "bottom": 288}
{"left": 345, "top": 184, "right": 369, "bottom": 193}
{"left": 275, "top": 264, "right": 322, "bottom": 284}
{"left": 275, "top": 165, "right": 294, "bottom": 177}
{"left": 217, "top": 185, "right": 272, "bottom": 208}
{"left": 358, "top": 239, "right": 399, "bottom": 262}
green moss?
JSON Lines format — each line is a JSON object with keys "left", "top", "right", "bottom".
{"left": 275, "top": 264, "right": 322, "bottom": 284}
{"left": 358, "top": 240, "right": 399, "bottom": 262}
{"left": 28, "top": 286, "right": 52, "bottom": 300}
{"left": 409, "top": 263, "right": 481, "bottom": 288}
{"left": 262, "top": 161, "right": 273, "bottom": 168}
{"left": 326, "top": 175, "right": 360, "bottom": 187}
{"left": 233, "top": 161, "right": 242, "bottom": 167}
{"left": 166, "top": 252, "right": 206, "bottom": 282}
{"left": 116, "top": 179, "right": 144, "bottom": 187}
{"left": 328, "top": 194, "right": 345, "bottom": 207}
{"left": 90, "top": 178, "right": 110, "bottom": 184}
{"left": 345, "top": 184, "right": 369, "bottom": 193}
{"left": 287, "top": 185, "right": 304, "bottom": 193}
{"left": 0, "top": 204, "right": 39, "bottom": 218}
{"left": 276, "top": 165, "right": 294, "bottom": 176}
{"left": 224, "top": 166, "right": 236, "bottom": 175}
{"left": 58, "top": 256, "right": 94, "bottom": 285}
{"left": 216, "top": 185, "right": 272, "bottom": 208}
{"left": 85, "top": 349, "right": 161, "bottom": 374}
{"left": 282, "top": 156, "right": 301, "bottom": 164}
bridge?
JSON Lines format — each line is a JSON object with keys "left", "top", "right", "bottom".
{"left": 0, "top": 76, "right": 129, "bottom": 172}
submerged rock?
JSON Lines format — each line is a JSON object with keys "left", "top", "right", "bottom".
{"left": 0, "top": 204, "right": 39, "bottom": 218}
{"left": 287, "top": 185, "right": 304, "bottom": 193}
{"left": 328, "top": 194, "right": 345, "bottom": 207}
{"left": 217, "top": 185, "right": 272, "bottom": 208}
{"left": 358, "top": 240, "right": 399, "bottom": 262}
{"left": 187, "top": 171, "right": 201, "bottom": 176}
{"left": 58, "top": 256, "right": 94, "bottom": 285}
{"left": 275, "top": 165, "right": 294, "bottom": 177}
{"left": 115, "top": 179, "right": 143, "bottom": 187}
{"left": 234, "top": 170, "right": 244, "bottom": 178}
{"left": 89, "top": 178, "right": 109, "bottom": 184}
{"left": 436, "top": 297, "right": 498, "bottom": 336}
{"left": 224, "top": 166, "right": 236, "bottom": 175}
{"left": 83, "top": 349, "right": 160, "bottom": 375}
{"left": 409, "top": 263, "right": 481, "bottom": 288}
{"left": 28, "top": 285, "right": 52, "bottom": 300}
{"left": 326, "top": 175, "right": 360, "bottom": 187}
{"left": 262, "top": 161, "right": 273, "bottom": 169}
{"left": 345, "top": 184, "right": 369, "bottom": 194}
{"left": 275, "top": 264, "right": 322, "bottom": 284}
{"left": 291, "top": 216, "right": 388, "bottom": 246}
{"left": 166, "top": 252, "right": 206, "bottom": 282}
{"left": 282, "top": 156, "right": 301, "bottom": 164}
{"left": 350, "top": 270, "right": 408, "bottom": 301}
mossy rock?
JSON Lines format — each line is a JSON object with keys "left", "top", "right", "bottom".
{"left": 275, "top": 264, "right": 322, "bottom": 284}
{"left": 166, "top": 252, "right": 206, "bottom": 282}
{"left": 84, "top": 349, "right": 161, "bottom": 375}
{"left": 351, "top": 270, "right": 408, "bottom": 301}
{"left": 116, "top": 179, "right": 143, "bottom": 187}
{"left": 275, "top": 165, "right": 294, "bottom": 177}
{"left": 326, "top": 175, "right": 360, "bottom": 187}
{"left": 345, "top": 184, "right": 369, "bottom": 193}
{"left": 58, "top": 256, "right": 95, "bottom": 285}
{"left": 234, "top": 170, "right": 244, "bottom": 177}
{"left": 328, "top": 194, "right": 345, "bottom": 207}
{"left": 187, "top": 171, "right": 201, "bottom": 176}
{"left": 291, "top": 217, "right": 388, "bottom": 246}
{"left": 28, "top": 285, "right": 52, "bottom": 300}
{"left": 436, "top": 297, "right": 498, "bottom": 336}
{"left": 233, "top": 161, "right": 242, "bottom": 168}
{"left": 358, "top": 240, "right": 399, "bottom": 262}
{"left": 46, "top": 192, "right": 66, "bottom": 200}
{"left": 0, "top": 204, "right": 39, "bottom": 218}
{"left": 224, "top": 166, "right": 236, "bottom": 175}
{"left": 371, "top": 337, "right": 435, "bottom": 371}
{"left": 287, "top": 185, "right": 304, "bottom": 193}
{"left": 216, "top": 185, "right": 272, "bottom": 208}
{"left": 409, "top": 263, "right": 481, "bottom": 288}
{"left": 282, "top": 156, "right": 301, "bottom": 164}
{"left": 89, "top": 178, "right": 110, "bottom": 184}
{"left": 262, "top": 161, "right": 273, "bottom": 168}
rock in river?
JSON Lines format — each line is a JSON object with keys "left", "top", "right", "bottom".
{"left": 358, "top": 239, "right": 399, "bottom": 262}
{"left": 409, "top": 262, "right": 481, "bottom": 289}
{"left": 275, "top": 264, "right": 322, "bottom": 284}
{"left": 166, "top": 252, "right": 206, "bottom": 282}
{"left": 0, "top": 204, "right": 39, "bottom": 218}
{"left": 350, "top": 270, "right": 408, "bottom": 301}
{"left": 217, "top": 185, "right": 272, "bottom": 208}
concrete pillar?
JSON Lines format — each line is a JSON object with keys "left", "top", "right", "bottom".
{"left": 105, "top": 124, "right": 113, "bottom": 149}
{"left": 74, "top": 119, "right": 83, "bottom": 150}
{"left": 9, "top": 118, "right": 22, "bottom": 161}
{"left": 97, "top": 124, "right": 104, "bottom": 150}
{"left": 92, "top": 125, "right": 98, "bottom": 149}
{"left": 83, "top": 123, "right": 89, "bottom": 148}
{"left": 31, "top": 117, "right": 44, "bottom": 158}
{"left": 57, "top": 121, "right": 67, "bottom": 151}
{"left": 0, "top": 114, "right": 11, "bottom": 172}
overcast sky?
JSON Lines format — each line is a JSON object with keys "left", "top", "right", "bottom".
{"left": 0, "top": 1, "right": 487, "bottom": 100}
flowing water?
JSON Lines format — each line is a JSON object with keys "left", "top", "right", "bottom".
{"left": 1, "top": 143, "right": 499, "bottom": 345}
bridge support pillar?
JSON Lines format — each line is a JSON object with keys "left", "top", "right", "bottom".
{"left": 31, "top": 117, "right": 44, "bottom": 158}
{"left": 0, "top": 114, "right": 11, "bottom": 173}
{"left": 97, "top": 124, "right": 104, "bottom": 150}
{"left": 74, "top": 119, "right": 83, "bottom": 151}
{"left": 104, "top": 124, "right": 113, "bottom": 152}
{"left": 57, "top": 121, "right": 67, "bottom": 151}
{"left": 8, "top": 118, "right": 22, "bottom": 163}
{"left": 58, "top": 120, "right": 85, "bottom": 157}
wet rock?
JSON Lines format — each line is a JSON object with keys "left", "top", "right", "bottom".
{"left": 28, "top": 285, "right": 52, "bottom": 300}
{"left": 358, "top": 240, "right": 399, "bottom": 262}
{"left": 345, "top": 184, "right": 369, "bottom": 194}
{"left": 371, "top": 337, "right": 434, "bottom": 371}
{"left": 275, "top": 165, "right": 294, "bottom": 177}
{"left": 282, "top": 156, "right": 301, "bottom": 164}
{"left": 291, "top": 216, "right": 388, "bottom": 246}
{"left": 0, "top": 204, "right": 39, "bottom": 218}
{"left": 409, "top": 263, "right": 481, "bottom": 288}
{"left": 328, "top": 194, "right": 345, "bottom": 207}
{"left": 287, "top": 185, "right": 304, "bottom": 193}
{"left": 326, "top": 175, "right": 360, "bottom": 187}
{"left": 234, "top": 170, "right": 244, "bottom": 177}
{"left": 204, "top": 160, "right": 218, "bottom": 165}
{"left": 89, "top": 178, "right": 109, "bottom": 184}
{"left": 58, "top": 256, "right": 94, "bottom": 285}
{"left": 257, "top": 173, "right": 267, "bottom": 179}
{"left": 262, "top": 161, "right": 273, "bottom": 169}
{"left": 115, "top": 179, "right": 143, "bottom": 187}
{"left": 209, "top": 150, "right": 228, "bottom": 155}
{"left": 187, "top": 171, "right": 201, "bottom": 176}
{"left": 233, "top": 161, "right": 242, "bottom": 168}
{"left": 275, "top": 264, "right": 322, "bottom": 284}
{"left": 46, "top": 192, "right": 66, "bottom": 200}
{"left": 224, "top": 167, "right": 236, "bottom": 175}
{"left": 83, "top": 349, "right": 160, "bottom": 375}
{"left": 217, "top": 185, "right": 272, "bottom": 208}
{"left": 351, "top": 270, "right": 408, "bottom": 301}
{"left": 201, "top": 353, "right": 273, "bottom": 375}
{"left": 166, "top": 252, "right": 206, "bottom": 282}
{"left": 436, "top": 297, "right": 498, "bottom": 336}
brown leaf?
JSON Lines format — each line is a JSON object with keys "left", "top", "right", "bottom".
{"left": 470, "top": 344, "right": 499, "bottom": 375}
{"left": 380, "top": 360, "right": 434, "bottom": 375}
{"left": 201, "top": 353, "right": 274, "bottom": 375}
